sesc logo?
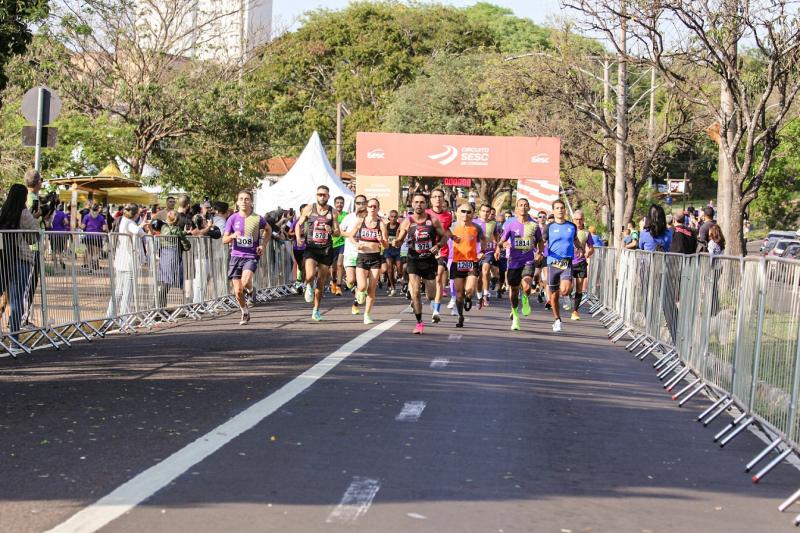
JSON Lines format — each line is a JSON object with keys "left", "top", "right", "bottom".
{"left": 530, "top": 153, "right": 550, "bottom": 164}
{"left": 428, "top": 145, "right": 459, "bottom": 166}
{"left": 367, "top": 149, "right": 385, "bottom": 159}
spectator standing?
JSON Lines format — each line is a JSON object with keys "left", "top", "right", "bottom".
{"left": 212, "top": 201, "right": 229, "bottom": 233}
{"left": 639, "top": 204, "right": 673, "bottom": 252}
{"left": 696, "top": 206, "right": 715, "bottom": 253}
{"left": 50, "top": 204, "right": 70, "bottom": 269}
{"left": 108, "top": 204, "right": 151, "bottom": 316}
{"left": 155, "top": 196, "right": 176, "bottom": 221}
{"left": 156, "top": 210, "right": 191, "bottom": 308}
{"left": 588, "top": 226, "right": 604, "bottom": 247}
{"left": 81, "top": 204, "right": 108, "bottom": 272}
{"left": 0, "top": 184, "right": 38, "bottom": 333}
{"left": 669, "top": 213, "right": 697, "bottom": 254}
{"left": 708, "top": 224, "right": 726, "bottom": 256}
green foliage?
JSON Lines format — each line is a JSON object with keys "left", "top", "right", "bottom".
{"left": 248, "top": 1, "right": 498, "bottom": 161}
{"left": 462, "top": 3, "right": 551, "bottom": 54}
{"left": 0, "top": 0, "right": 49, "bottom": 101}
{"left": 749, "top": 119, "right": 800, "bottom": 229}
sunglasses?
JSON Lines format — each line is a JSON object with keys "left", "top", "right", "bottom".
{"left": 317, "top": 193, "right": 329, "bottom": 197}
{"left": 355, "top": 201, "right": 366, "bottom": 205}
{"left": 367, "top": 204, "right": 378, "bottom": 209}
{"left": 458, "top": 210, "right": 472, "bottom": 214}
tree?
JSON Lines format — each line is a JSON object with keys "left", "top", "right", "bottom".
{"left": 462, "top": 3, "right": 553, "bottom": 54}
{"left": 0, "top": 0, "right": 48, "bottom": 105}
{"left": 384, "top": 53, "right": 513, "bottom": 206}
{"left": 34, "top": 0, "right": 248, "bottom": 178}
{"left": 749, "top": 118, "right": 800, "bottom": 229}
{"left": 566, "top": 0, "right": 800, "bottom": 255}
{"left": 247, "top": 2, "right": 497, "bottom": 163}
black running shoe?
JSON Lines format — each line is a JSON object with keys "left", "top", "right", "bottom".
{"left": 464, "top": 298, "right": 472, "bottom": 312}
{"left": 545, "top": 302, "right": 552, "bottom": 310}
{"left": 537, "top": 291, "right": 544, "bottom": 303}
{"left": 456, "top": 316, "right": 464, "bottom": 328}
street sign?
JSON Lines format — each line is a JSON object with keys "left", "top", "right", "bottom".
{"left": 21, "top": 86, "right": 62, "bottom": 125}
{"left": 22, "top": 126, "right": 58, "bottom": 148}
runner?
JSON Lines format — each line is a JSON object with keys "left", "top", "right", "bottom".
{"left": 534, "top": 210, "right": 549, "bottom": 303}
{"left": 345, "top": 198, "right": 388, "bottom": 325}
{"left": 330, "top": 195, "right": 347, "bottom": 296}
{"left": 426, "top": 188, "right": 454, "bottom": 323}
{"left": 496, "top": 198, "right": 542, "bottom": 331}
{"left": 474, "top": 203, "right": 499, "bottom": 309}
{"left": 223, "top": 190, "right": 272, "bottom": 325}
{"left": 295, "top": 185, "right": 341, "bottom": 321}
{"left": 449, "top": 204, "right": 486, "bottom": 328}
{"left": 339, "top": 195, "right": 368, "bottom": 315}
{"left": 383, "top": 209, "right": 402, "bottom": 296}
{"left": 543, "top": 212, "right": 556, "bottom": 310}
{"left": 570, "top": 209, "right": 594, "bottom": 321}
{"left": 392, "top": 193, "right": 448, "bottom": 333}
{"left": 544, "top": 199, "right": 581, "bottom": 332}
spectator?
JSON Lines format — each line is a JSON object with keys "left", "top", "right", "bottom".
{"left": 50, "top": 203, "right": 70, "bottom": 269}
{"left": 624, "top": 222, "right": 639, "bottom": 249}
{"left": 0, "top": 184, "right": 38, "bottom": 333}
{"left": 639, "top": 204, "right": 673, "bottom": 252}
{"left": 696, "top": 206, "right": 715, "bottom": 253}
{"left": 212, "top": 201, "right": 229, "bottom": 233}
{"left": 588, "top": 226, "right": 605, "bottom": 247}
{"left": 174, "top": 194, "right": 193, "bottom": 230}
{"left": 156, "top": 210, "right": 191, "bottom": 308}
{"left": 24, "top": 169, "right": 43, "bottom": 222}
{"left": 670, "top": 213, "right": 697, "bottom": 255}
{"left": 708, "top": 224, "right": 726, "bottom": 256}
{"left": 155, "top": 196, "right": 176, "bottom": 221}
{"left": 81, "top": 203, "right": 108, "bottom": 272}
{"left": 108, "top": 204, "right": 151, "bottom": 316}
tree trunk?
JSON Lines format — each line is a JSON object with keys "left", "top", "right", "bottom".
{"left": 623, "top": 176, "right": 637, "bottom": 229}
{"left": 717, "top": 82, "right": 736, "bottom": 254}
{"left": 613, "top": 25, "right": 628, "bottom": 248}
{"left": 727, "top": 190, "right": 745, "bottom": 255}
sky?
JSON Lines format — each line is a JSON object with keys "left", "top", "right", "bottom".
{"left": 271, "top": 0, "right": 566, "bottom": 31}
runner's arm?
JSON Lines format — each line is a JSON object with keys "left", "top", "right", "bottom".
{"left": 432, "top": 218, "right": 448, "bottom": 248}
{"left": 392, "top": 219, "right": 409, "bottom": 248}
{"left": 331, "top": 209, "right": 341, "bottom": 237}
{"left": 584, "top": 233, "right": 594, "bottom": 258}
{"left": 295, "top": 207, "right": 310, "bottom": 245}
{"left": 379, "top": 220, "right": 389, "bottom": 248}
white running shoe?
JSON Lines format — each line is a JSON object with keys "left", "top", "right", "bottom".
{"left": 304, "top": 284, "right": 314, "bottom": 303}
{"left": 447, "top": 298, "right": 456, "bottom": 309}
{"left": 552, "top": 319, "right": 562, "bottom": 333}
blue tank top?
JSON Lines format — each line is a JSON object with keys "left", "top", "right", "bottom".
{"left": 546, "top": 221, "right": 578, "bottom": 265}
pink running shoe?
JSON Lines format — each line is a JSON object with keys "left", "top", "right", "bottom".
{"left": 413, "top": 322, "right": 424, "bottom": 334}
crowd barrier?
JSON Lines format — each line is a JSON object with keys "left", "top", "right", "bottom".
{"left": 0, "top": 230, "right": 296, "bottom": 357}
{"left": 586, "top": 247, "right": 800, "bottom": 524}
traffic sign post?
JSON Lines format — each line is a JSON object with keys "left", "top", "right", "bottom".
{"left": 20, "top": 86, "right": 61, "bottom": 170}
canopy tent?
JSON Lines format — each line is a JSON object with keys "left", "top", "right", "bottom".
{"left": 49, "top": 163, "right": 157, "bottom": 205}
{"left": 255, "top": 131, "right": 354, "bottom": 215}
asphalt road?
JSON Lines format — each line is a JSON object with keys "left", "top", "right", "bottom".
{"left": 1, "top": 292, "right": 798, "bottom": 532}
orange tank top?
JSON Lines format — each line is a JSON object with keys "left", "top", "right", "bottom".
{"left": 451, "top": 223, "right": 481, "bottom": 262}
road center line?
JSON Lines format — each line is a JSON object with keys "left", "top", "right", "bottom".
{"left": 430, "top": 358, "right": 449, "bottom": 369}
{"left": 395, "top": 401, "right": 427, "bottom": 422}
{"left": 325, "top": 477, "right": 381, "bottom": 523}
{"left": 448, "top": 334, "right": 462, "bottom": 341}
{"left": 46, "top": 319, "right": 400, "bottom": 533}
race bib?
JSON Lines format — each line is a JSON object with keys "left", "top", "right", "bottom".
{"left": 456, "top": 261, "right": 473, "bottom": 272}
{"left": 552, "top": 258, "right": 570, "bottom": 270}
{"left": 311, "top": 220, "right": 330, "bottom": 244}
{"left": 514, "top": 237, "right": 532, "bottom": 250}
{"left": 236, "top": 236, "right": 254, "bottom": 248}
{"left": 414, "top": 240, "right": 432, "bottom": 254}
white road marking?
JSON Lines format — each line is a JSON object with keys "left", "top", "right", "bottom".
{"left": 325, "top": 477, "right": 381, "bottom": 523}
{"left": 407, "top": 512, "right": 427, "bottom": 520}
{"left": 430, "top": 358, "right": 449, "bottom": 369}
{"left": 46, "top": 319, "right": 400, "bottom": 533}
{"left": 448, "top": 334, "right": 462, "bottom": 340}
{"left": 395, "top": 401, "right": 427, "bottom": 422}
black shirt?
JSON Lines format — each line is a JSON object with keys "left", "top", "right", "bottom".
{"left": 670, "top": 225, "right": 697, "bottom": 255}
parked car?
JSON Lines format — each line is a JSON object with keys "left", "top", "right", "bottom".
{"left": 761, "top": 231, "right": 798, "bottom": 254}
{"left": 785, "top": 243, "right": 800, "bottom": 261}
{"left": 768, "top": 239, "right": 800, "bottom": 257}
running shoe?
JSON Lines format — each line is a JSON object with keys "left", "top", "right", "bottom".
{"left": 537, "top": 290, "right": 544, "bottom": 303}
{"left": 389, "top": 288, "right": 396, "bottom": 297}
{"left": 477, "top": 297, "right": 484, "bottom": 310}
{"left": 333, "top": 285, "right": 343, "bottom": 296}
{"left": 413, "top": 322, "right": 424, "bottom": 334}
{"left": 356, "top": 291, "right": 367, "bottom": 305}
{"left": 464, "top": 298, "right": 472, "bottom": 312}
{"left": 447, "top": 298, "right": 456, "bottom": 309}
{"left": 511, "top": 314, "right": 520, "bottom": 331}
{"left": 401, "top": 283, "right": 408, "bottom": 294}
{"left": 405, "top": 290, "right": 411, "bottom": 300}
{"left": 571, "top": 311, "right": 580, "bottom": 321}
{"left": 545, "top": 302, "right": 552, "bottom": 310}
{"left": 456, "top": 315, "right": 464, "bottom": 328}
{"left": 244, "top": 288, "right": 254, "bottom": 308}
{"left": 295, "top": 283, "right": 304, "bottom": 295}
{"left": 451, "top": 307, "right": 459, "bottom": 316}
{"left": 304, "top": 284, "right": 314, "bottom": 303}
{"left": 521, "top": 294, "right": 531, "bottom": 316}
{"left": 363, "top": 313, "right": 374, "bottom": 325}
{"left": 552, "top": 319, "right": 562, "bottom": 332}
{"left": 239, "top": 311, "right": 250, "bottom": 325}
{"left": 351, "top": 304, "right": 360, "bottom": 315}
{"left": 483, "top": 295, "right": 490, "bottom": 308}
{"left": 432, "top": 310, "right": 441, "bottom": 324}
{"left": 312, "top": 309, "right": 323, "bottom": 322}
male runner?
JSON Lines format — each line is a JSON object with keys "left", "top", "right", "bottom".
{"left": 449, "top": 204, "right": 486, "bottom": 328}
{"left": 426, "top": 188, "right": 453, "bottom": 323}
{"left": 474, "top": 203, "right": 499, "bottom": 309}
{"left": 223, "top": 190, "right": 272, "bottom": 325}
{"left": 393, "top": 193, "right": 448, "bottom": 333}
{"left": 496, "top": 198, "right": 542, "bottom": 331}
{"left": 340, "top": 195, "right": 368, "bottom": 314}
{"left": 534, "top": 210, "right": 549, "bottom": 303}
{"left": 295, "top": 185, "right": 341, "bottom": 321}
{"left": 570, "top": 209, "right": 594, "bottom": 320}
{"left": 330, "top": 195, "right": 347, "bottom": 295}
{"left": 544, "top": 199, "right": 581, "bottom": 332}
{"left": 383, "top": 209, "right": 402, "bottom": 296}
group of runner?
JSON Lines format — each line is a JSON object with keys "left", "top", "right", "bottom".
{"left": 220, "top": 185, "right": 594, "bottom": 334}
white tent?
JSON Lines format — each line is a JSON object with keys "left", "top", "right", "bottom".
{"left": 255, "top": 131, "right": 354, "bottom": 215}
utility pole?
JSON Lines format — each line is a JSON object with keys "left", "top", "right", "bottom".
{"left": 335, "top": 102, "right": 347, "bottom": 177}
{"left": 614, "top": 15, "right": 628, "bottom": 248}
{"left": 602, "top": 58, "right": 613, "bottom": 233}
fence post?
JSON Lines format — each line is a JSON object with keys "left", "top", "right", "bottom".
{"left": 107, "top": 235, "right": 118, "bottom": 318}
{"left": 37, "top": 231, "right": 51, "bottom": 330}
{"left": 747, "top": 258, "right": 769, "bottom": 411}
{"left": 786, "top": 293, "right": 800, "bottom": 443}
{"left": 70, "top": 233, "right": 81, "bottom": 324}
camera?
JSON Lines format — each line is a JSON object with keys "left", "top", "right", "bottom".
{"left": 38, "top": 191, "right": 59, "bottom": 219}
